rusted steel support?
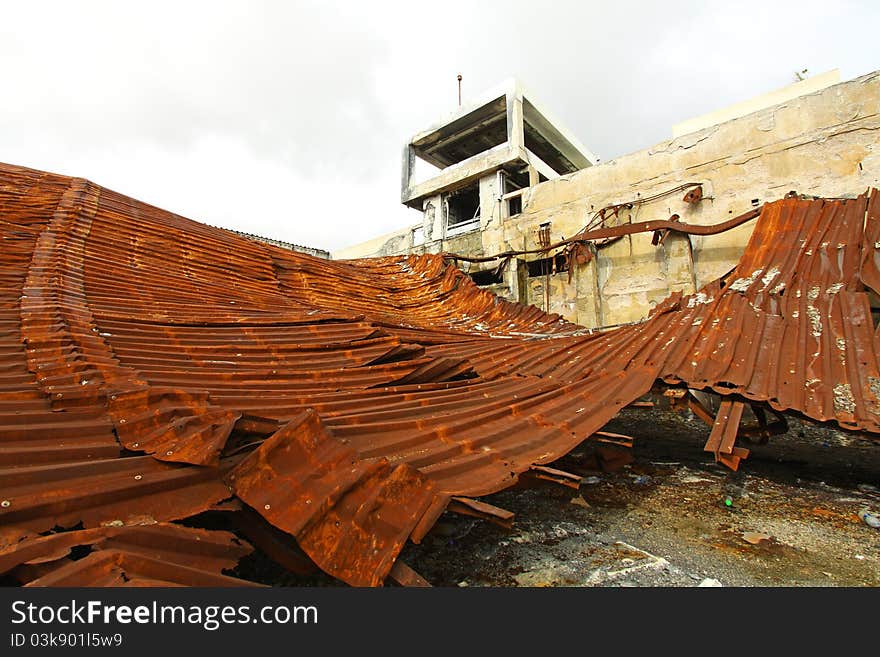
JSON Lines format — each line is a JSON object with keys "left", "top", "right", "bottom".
{"left": 443, "top": 207, "right": 760, "bottom": 264}
{"left": 704, "top": 400, "right": 750, "bottom": 471}
{"left": 594, "top": 430, "right": 634, "bottom": 448}
{"left": 685, "top": 393, "right": 788, "bottom": 445}
{"left": 739, "top": 405, "right": 788, "bottom": 445}
{"left": 686, "top": 392, "right": 716, "bottom": 426}
{"left": 448, "top": 497, "right": 514, "bottom": 529}
{"left": 388, "top": 560, "right": 431, "bottom": 587}
{"left": 521, "top": 465, "right": 582, "bottom": 489}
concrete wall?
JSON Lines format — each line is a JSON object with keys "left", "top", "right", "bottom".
{"left": 671, "top": 69, "right": 840, "bottom": 138}
{"left": 333, "top": 71, "right": 880, "bottom": 328}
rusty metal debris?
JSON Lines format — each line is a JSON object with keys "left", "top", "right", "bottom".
{"left": 444, "top": 204, "right": 759, "bottom": 267}
{"left": 683, "top": 185, "right": 703, "bottom": 204}
{"left": 1, "top": 161, "right": 879, "bottom": 587}
{"left": 445, "top": 181, "right": 709, "bottom": 265}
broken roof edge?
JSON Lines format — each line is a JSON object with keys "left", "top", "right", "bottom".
{"left": 409, "top": 77, "right": 518, "bottom": 146}
{"left": 516, "top": 79, "right": 599, "bottom": 167}
{"left": 407, "top": 77, "right": 598, "bottom": 166}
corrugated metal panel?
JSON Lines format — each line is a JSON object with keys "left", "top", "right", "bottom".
{"left": 1, "top": 523, "right": 255, "bottom": 586}
{"left": 1, "top": 161, "right": 878, "bottom": 587}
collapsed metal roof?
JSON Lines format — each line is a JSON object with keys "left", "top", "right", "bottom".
{"left": 1, "top": 162, "right": 878, "bottom": 586}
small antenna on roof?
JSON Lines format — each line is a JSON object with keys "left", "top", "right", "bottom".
{"left": 457, "top": 74, "right": 462, "bottom": 106}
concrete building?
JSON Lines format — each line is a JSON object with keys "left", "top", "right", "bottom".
{"left": 401, "top": 78, "right": 597, "bottom": 242}
{"left": 334, "top": 70, "right": 880, "bottom": 329}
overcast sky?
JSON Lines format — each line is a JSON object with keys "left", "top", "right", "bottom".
{"left": 1, "top": 1, "right": 877, "bottom": 251}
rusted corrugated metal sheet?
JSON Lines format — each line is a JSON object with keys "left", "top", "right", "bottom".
{"left": 1, "top": 523, "right": 258, "bottom": 586}
{"left": 1, "top": 161, "right": 878, "bottom": 586}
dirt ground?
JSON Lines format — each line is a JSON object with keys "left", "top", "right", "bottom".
{"left": 397, "top": 407, "right": 880, "bottom": 587}
{"left": 236, "top": 406, "right": 880, "bottom": 587}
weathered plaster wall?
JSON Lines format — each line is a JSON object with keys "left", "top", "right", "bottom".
{"left": 671, "top": 69, "right": 840, "bottom": 138}
{"left": 333, "top": 71, "right": 880, "bottom": 328}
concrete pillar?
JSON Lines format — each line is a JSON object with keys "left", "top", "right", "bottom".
{"left": 423, "top": 194, "right": 444, "bottom": 253}
{"left": 479, "top": 173, "right": 500, "bottom": 230}
{"left": 400, "top": 144, "right": 415, "bottom": 203}
{"left": 504, "top": 258, "right": 526, "bottom": 305}
{"left": 506, "top": 91, "right": 524, "bottom": 151}
{"left": 527, "top": 165, "right": 540, "bottom": 188}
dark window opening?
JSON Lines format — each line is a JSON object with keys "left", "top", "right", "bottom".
{"left": 555, "top": 253, "right": 568, "bottom": 273}
{"left": 527, "top": 258, "right": 551, "bottom": 278}
{"left": 469, "top": 268, "right": 503, "bottom": 286}
{"left": 500, "top": 170, "right": 534, "bottom": 218}
{"left": 446, "top": 186, "right": 480, "bottom": 229}
{"left": 527, "top": 254, "right": 568, "bottom": 278}
{"left": 504, "top": 170, "right": 530, "bottom": 191}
